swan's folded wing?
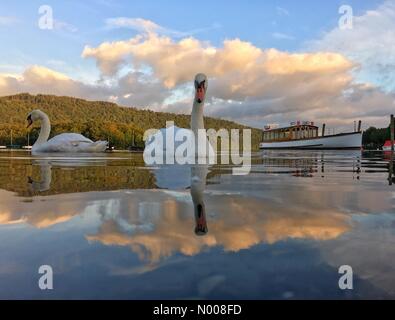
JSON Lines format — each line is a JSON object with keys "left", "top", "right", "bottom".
{"left": 47, "top": 133, "right": 94, "bottom": 145}
{"left": 33, "top": 133, "right": 108, "bottom": 153}
{"left": 44, "top": 133, "right": 100, "bottom": 152}
{"left": 69, "top": 140, "right": 94, "bottom": 147}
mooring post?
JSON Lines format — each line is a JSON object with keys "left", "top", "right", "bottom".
{"left": 322, "top": 123, "right": 326, "bottom": 137}
{"left": 389, "top": 115, "right": 395, "bottom": 185}
{"left": 389, "top": 152, "right": 394, "bottom": 186}
{"left": 358, "top": 120, "right": 362, "bottom": 132}
{"left": 391, "top": 114, "right": 394, "bottom": 153}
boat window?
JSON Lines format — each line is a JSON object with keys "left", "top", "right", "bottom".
{"left": 262, "top": 126, "right": 319, "bottom": 142}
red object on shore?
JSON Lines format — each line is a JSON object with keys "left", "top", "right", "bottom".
{"left": 383, "top": 140, "right": 394, "bottom": 151}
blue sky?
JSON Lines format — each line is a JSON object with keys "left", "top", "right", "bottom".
{"left": 0, "top": 0, "right": 394, "bottom": 129}
{"left": 0, "top": 0, "right": 384, "bottom": 78}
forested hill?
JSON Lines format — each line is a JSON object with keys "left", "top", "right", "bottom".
{"left": 0, "top": 93, "right": 262, "bottom": 149}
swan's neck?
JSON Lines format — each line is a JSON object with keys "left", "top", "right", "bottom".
{"left": 35, "top": 113, "right": 51, "bottom": 145}
{"left": 191, "top": 101, "right": 205, "bottom": 135}
{"left": 191, "top": 166, "right": 208, "bottom": 205}
{"left": 32, "top": 163, "right": 52, "bottom": 192}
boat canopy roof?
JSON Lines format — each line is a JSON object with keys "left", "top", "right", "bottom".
{"left": 264, "top": 124, "right": 318, "bottom": 132}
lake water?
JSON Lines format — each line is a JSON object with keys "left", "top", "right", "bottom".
{"left": 0, "top": 150, "right": 394, "bottom": 299}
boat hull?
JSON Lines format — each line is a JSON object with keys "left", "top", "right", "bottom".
{"left": 259, "top": 132, "right": 362, "bottom": 150}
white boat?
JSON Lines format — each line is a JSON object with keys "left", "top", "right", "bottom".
{"left": 0, "top": 146, "right": 6, "bottom": 149}
{"left": 260, "top": 122, "right": 362, "bottom": 150}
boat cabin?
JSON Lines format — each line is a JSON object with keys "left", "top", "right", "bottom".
{"left": 262, "top": 122, "right": 319, "bottom": 142}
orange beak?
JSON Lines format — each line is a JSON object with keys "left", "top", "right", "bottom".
{"left": 196, "top": 86, "right": 205, "bottom": 103}
{"left": 27, "top": 118, "right": 33, "bottom": 128}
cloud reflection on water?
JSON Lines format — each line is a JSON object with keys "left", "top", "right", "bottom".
{"left": 0, "top": 151, "right": 394, "bottom": 298}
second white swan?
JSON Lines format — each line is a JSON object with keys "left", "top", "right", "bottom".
{"left": 27, "top": 110, "right": 108, "bottom": 153}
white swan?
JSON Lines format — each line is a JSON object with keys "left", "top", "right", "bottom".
{"left": 144, "top": 73, "right": 215, "bottom": 161}
{"left": 27, "top": 110, "right": 108, "bottom": 153}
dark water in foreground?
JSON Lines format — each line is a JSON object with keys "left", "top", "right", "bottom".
{"left": 0, "top": 150, "right": 394, "bottom": 299}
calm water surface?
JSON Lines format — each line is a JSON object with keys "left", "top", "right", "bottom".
{"left": 0, "top": 150, "right": 394, "bottom": 299}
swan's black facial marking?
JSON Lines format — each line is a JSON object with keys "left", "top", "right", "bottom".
{"left": 26, "top": 114, "right": 33, "bottom": 128}
{"left": 195, "top": 80, "right": 206, "bottom": 103}
{"left": 197, "top": 204, "right": 203, "bottom": 217}
{"left": 195, "top": 203, "right": 208, "bottom": 236}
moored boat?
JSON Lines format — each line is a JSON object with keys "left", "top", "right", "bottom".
{"left": 259, "top": 121, "right": 362, "bottom": 150}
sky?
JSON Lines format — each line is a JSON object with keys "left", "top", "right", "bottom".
{"left": 0, "top": 0, "right": 394, "bottom": 130}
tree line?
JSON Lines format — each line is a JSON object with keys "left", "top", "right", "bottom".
{"left": 362, "top": 125, "right": 391, "bottom": 149}
{"left": 0, "top": 93, "right": 263, "bottom": 150}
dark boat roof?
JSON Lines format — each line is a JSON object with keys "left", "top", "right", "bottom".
{"left": 264, "top": 124, "right": 319, "bottom": 132}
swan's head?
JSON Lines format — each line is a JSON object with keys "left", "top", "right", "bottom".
{"left": 194, "top": 73, "right": 208, "bottom": 104}
{"left": 194, "top": 202, "right": 208, "bottom": 236}
{"left": 26, "top": 109, "right": 45, "bottom": 128}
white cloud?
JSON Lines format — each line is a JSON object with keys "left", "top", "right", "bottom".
{"left": 105, "top": 17, "right": 221, "bottom": 38}
{"left": 82, "top": 32, "right": 352, "bottom": 87}
{"left": 0, "top": 16, "right": 19, "bottom": 26}
{"left": 276, "top": 6, "right": 290, "bottom": 16}
{"left": 54, "top": 19, "right": 78, "bottom": 33}
{"left": 0, "top": 65, "right": 110, "bottom": 100}
{"left": 115, "top": 71, "right": 172, "bottom": 107}
{"left": 81, "top": 16, "right": 395, "bottom": 129}
{"left": 106, "top": 17, "right": 162, "bottom": 34}
{"left": 0, "top": 65, "right": 172, "bottom": 110}
{"left": 271, "top": 32, "right": 295, "bottom": 40}
{"left": 80, "top": 26, "right": 394, "bottom": 129}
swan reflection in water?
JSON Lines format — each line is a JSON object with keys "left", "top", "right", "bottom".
{"left": 26, "top": 156, "right": 109, "bottom": 193}
{"left": 190, "top": 165, "right": 209, "bottom": 235}
{"left": 27, "top": 160, "right": 52, "bottom": 192}
{"left": 152, "top": 163, "right": 209, "bottom": 236}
